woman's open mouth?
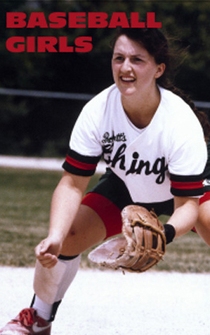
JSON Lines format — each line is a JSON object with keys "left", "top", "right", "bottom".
{"left": 120, "top": 76, "right": 135, "bottom": 83}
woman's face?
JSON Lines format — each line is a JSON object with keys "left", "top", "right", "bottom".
{"left": 111, "top": 35, "right": 165, "bottom": 97}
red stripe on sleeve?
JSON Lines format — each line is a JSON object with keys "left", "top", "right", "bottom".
{"left": 171, "top": 180, "right": 203, "bottom": 190}
{"left": 65, "top": 155, "right": 97, "bottom": 171}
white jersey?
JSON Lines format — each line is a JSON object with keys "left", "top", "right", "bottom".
{"left": 63, "top": 84, "right": 207, "bottom": 203}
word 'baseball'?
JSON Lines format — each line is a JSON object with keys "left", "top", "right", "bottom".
{"left": 6, "top": 11, "right": 162, "bottom": 53}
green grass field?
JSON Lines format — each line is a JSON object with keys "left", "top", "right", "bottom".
{"left": 0, "top": 167, "right": 210, "bottom": 272}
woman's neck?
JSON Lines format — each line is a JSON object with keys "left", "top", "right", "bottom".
{"left": 121, "top": 86, "right": 160, "bottom": 129}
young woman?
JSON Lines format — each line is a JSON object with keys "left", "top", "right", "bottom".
{"left": 0, "top": 27, "right": 209, "bottom": 335}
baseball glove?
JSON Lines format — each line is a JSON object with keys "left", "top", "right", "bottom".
{"left": 88, "top": 205, "right": 166, "bottom": 272}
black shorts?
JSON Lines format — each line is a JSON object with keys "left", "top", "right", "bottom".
{"left": 82, "top": 168, "right": 174, "bottom": 238}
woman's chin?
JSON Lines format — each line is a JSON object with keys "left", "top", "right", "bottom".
{"left": 118, "top": 84, "right": 136, "bottom": 97}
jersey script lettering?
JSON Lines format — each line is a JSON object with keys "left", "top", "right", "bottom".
{"left": 102, "top": 136, "right": 168, "bottom": 184}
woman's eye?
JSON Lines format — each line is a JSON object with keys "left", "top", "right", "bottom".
{"left": 112, "top": 56, "right": 143, "bottom": 63}
{"left": 114, "top": 56, "right": 124, "bottom": 62}
{"left": 132, "top": 57, "right": 142, "bottom": 63}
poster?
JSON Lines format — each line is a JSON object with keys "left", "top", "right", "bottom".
{"left": 1, "top": 1, "right": 210, "bottom": 335}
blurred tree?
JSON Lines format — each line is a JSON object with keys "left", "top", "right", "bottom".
{"left": 0, "top": 0, "right": 209, "bottom": 156}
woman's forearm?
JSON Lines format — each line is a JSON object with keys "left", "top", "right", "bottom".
{"left": 48, "top": 172, "right": 91, "bottom": 243}
{"left": 167, "top": 197, "right": 199, "bottom": 238}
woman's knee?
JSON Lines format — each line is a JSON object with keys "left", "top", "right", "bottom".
{"left": 61, "top": 204, "right": 107, "bottom": 255}
{"left": 196, "top": 200, "right": 210, "bottom": 246}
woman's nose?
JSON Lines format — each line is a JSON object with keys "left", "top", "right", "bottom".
{"left": 121, "top": 58, "right": 132, "bottom": 72}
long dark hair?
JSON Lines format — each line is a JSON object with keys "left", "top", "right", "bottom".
{"left": 111, "top": 28, "right": 210, "bottom": 140}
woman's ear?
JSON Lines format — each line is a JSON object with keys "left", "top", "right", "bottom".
{"left": 155, "top": 63, "right": 166, "bottom": 79}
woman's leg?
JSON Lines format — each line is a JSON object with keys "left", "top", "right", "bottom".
{"left": 32, "top": 202, "right": 109, "bottom": 322}
{"left": 61, "top": 203, "right": 107, "bottom": 255}
{"left": 196, "top": 196, "right": 210, "bottom": 246}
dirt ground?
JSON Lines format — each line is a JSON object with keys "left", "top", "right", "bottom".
{"left": 1, "top": 157, "right": 210, "bottom": 334}
{"left": 1, "top": 266, "right": 210, "bottom": 335}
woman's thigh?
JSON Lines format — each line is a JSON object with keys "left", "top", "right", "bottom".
{"left": 197, "top": 198, "right": 210, "bottom": 246}
{"left": 61, "top": 204, "right": 108, "bottom": 256}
